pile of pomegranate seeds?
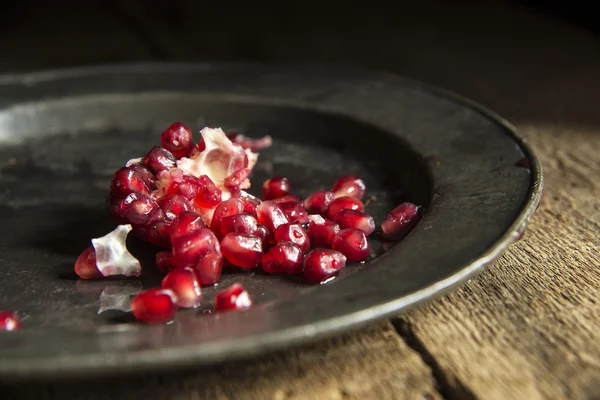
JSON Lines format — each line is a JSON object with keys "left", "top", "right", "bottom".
{"left": 69, "top": 122, "right": 422, "bottom": 325}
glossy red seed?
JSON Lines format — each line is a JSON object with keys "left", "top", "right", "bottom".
{"left": 144, "top": 146, "right": 176, "bottom": 174}
{"left": 170, "top": 211, "right": 206, "bottom": 242}
{"left": 327, "top": 196, "right": 364, "bottom": 221}
{"left": 214, "top": 283, "right": 253, "bottom": 312}
{"left": 74, "top": 246, "right": 102, "bottom": 279}
{"left": 262, "top": 242, "right": 303, "bottom": 274}
{"left": 224, "top": 167, "right": 250, "bottom": 195}
{"left": 254, "top": 224, "right": 270, "bottom": 249}
{"left": 160, "top": 122, "right": 193, "bottom": 158}
{"left": 146, "top": 220, "right": 172, "bottom": 248}
{"left": 257, "top": 200, "right": 289, "bottom": 233}
{"left": 131, "top": 288, "right": 177, "bottom": 324}
{"left": 238, "top": 191, "right": 261, "bottom": 215}
{"left": 193, "top": 175, "right": 223, "bottom": 209}
{"left": 128, "top": 164, "right": 156, "bottom": 185}
{"left": 221, "top": 233, "right": 263, "bottom": 269}
{"left": 262, "top": 176, "right": 291, "bottom": 200}
{"left": 307, "top": 215, "right": 340, "bottom": 247}
{"left": 276, "top": 200, "right": 309, "bottom": 224}
{"left": 220, "top": 213, "right": 260, "bottom": 237}
{"left": 381, "top": 203, "right": 422, "bottom": 240}
{"left": 177, "top": 175, "right": 204, "bottom": 200}
{"left": 110, "top": 167, "right": 150, "bottom": 196}
{"left": 162, "top": 267, "right": 202, "bottom": 308}
{"left": 334, "top": 209, "right": 375, "bottom": 236}
{"left": 210, "top": 198, "right": 244, "bottom": 238}
{"left": 331, "top": 175, "right": 366, "bottom": 200}
{"left": 274, "top": 223, "right": 310, "bottom": 253}
{"left": 172, "top": 228, "right": 220, "bottom": 268}
{"left": 194, "top": 250, "right": 224, "bottom": 285}
{"left": 158, "top": 195, "right": 191, "bottom": 221}
{"left": 273, "top": 195, "right": 302, "bottom": 204}
{"left": 303, "top": 191, "right": 334, "bottom": 216}
{"left": 0, "top": 311, "right": 21, "bottom": 331}
{"left": 122, "top": 193, "right": 163, "bottom": 227}
{"left": 107, "top": 193, "right": 128, "bottom": 223}
{"left": 332, "top": 228, "right": 370, "bottom": 261}
{"left": 156, "top": 251, "right": 176, "bottom": 274}
{"left": 303, "top": 249, "right": 347, "bottom": 282}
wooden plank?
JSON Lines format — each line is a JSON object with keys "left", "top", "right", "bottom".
{"left": 3, "top": 322, "right": 441, "bottom": 400}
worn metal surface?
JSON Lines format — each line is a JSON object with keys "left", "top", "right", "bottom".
{"left": 0, "top": 64, "right": 541, "bottom": 380}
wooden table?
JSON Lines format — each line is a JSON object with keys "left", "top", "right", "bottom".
{"left": 2, "top": 2, "right": 599, "bottom": 399}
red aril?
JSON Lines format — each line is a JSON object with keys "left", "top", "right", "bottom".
{"left": 158, "top": 194, "right": 191, "bottom": 221}
{"left": 131, "top": 288, "right": 178, "bottom": 323}
{"left": 160, "top": 122, "right": 193, "bottom": 158}
{"left": 327, "top": 196, "right": 364, "bottom": 221}
{"left": 220, "top": 213, "right": 260, "bottom": 237}
{"left": 331, "top": 175, "right": 366, "bottom": 200}
{"left": 143, "top": 146, "right": 176, "bottom": 174}
{"left": 334, "top": 209, "right": 375, "bottom": 236}
{"left": 257, "top": 200, "right": 289, "bottom": 234}
{"left": 170, "top": 211, "right": 206, "bottom": 242}
{"left": 214, "top": 283, "right": 253, "bottom": 312}
{"left": 221, "top": 233, "right": 263, "bottom": 269}
{"left": 145, "top": 220, "right": 172, "bottom": 248}
{"left": 193, "top": 175, "right": 223, "bottom": 209}
{"left": 303, "top": 191, "right": 334, "bottom": 216}
{"left": 110, "top": 167, "right": 150, "bottom": 196}
{"left": 156, "top": 251, "right": 176, "bottom": 273}
{"left": 121, "top": 193, "right": 163, "bottom": 227}
{"left": 161, "top": 267, "right": 202, "bottom": 308}
{"left": 274, "top": 223, "right": 310, "bottom": 253}
{"left": 307, "top": 215, "right": 340, "bottom": 248}
{"left": 381, "top": 202, "right": 422, "bottom": 240}
{"left": 276, "top": 199, "right": 309, "bottom": 224}
{"left": 172, "top": 228, "right": 220, "bottom": 268}
{"left": 262, "top": 242, "right": 303, "bottom": 274}
{"left": 74, "top": 246, "right": 102, "bottom": 279}
{"left": 238, "top": 191, "right": 261, "bottom": 215}
{"left": 128, "top": 163, "right": 156, "bottom": 185}
{"left": 0, "top": 311, "right": 21, "bottom": 331}
{"left": 262, "top": 176, "right": 291, "bottom": 200}
{"left": 210, "top": 198, "right": 244, "bottom": 238}
{"left": 303, "top": 249, "right": 347, "bottom": 282}
{"left": 332, "top": 228, "right": 370, "bottom": 261}
{"left": 194, "top": 250, "right": 224, "bottom": 285}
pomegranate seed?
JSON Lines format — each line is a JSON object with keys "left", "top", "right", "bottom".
{"left": 158, "top": 195, "right": 191, "bottom": 221}
{"left": 156, "top": 251, "right": 176, "bottom": 273}
{"left": 273, "top": 195, "right": 302, "bottom": 204}
{"left": 0, "top": 311, "right": 21, "bottom": 331}
{"left": 162, "top": 267, "right": 202, "bottom": 308}
{"left": 224, "top": 167, "right": 251, "bottom": 195}
{"left": 220, "top": 213, "right": 260, "bottom": 237}
{"left": 74, "top": 246, "right": 102, "bottom": 279}
{"left": 262, "top": 242, "right": 303, "bottom": 274}
{"left": 145, "top": 220, "right": 172, "bottom": 248}
{"left": 160, "top": 122, "right": 193, "bottom": 158}
{"left": 262, "top": 176, "right": 291, "bottom": 200}
{"left": 303, "top": 191, "right": 334, "bottom": 216}
{"left": 210, "top": 198, "right": 244, "bottom": 238}
{"left": 221, "top": 233, "right": 263, "bottom": 269}
{"left": 381, "top": 203, "right": 421, "bottom": 240}
{"left": 332, "top": 228, "right": 370, "bottom": 261}
{"left": 110, "top": 167, "right": 150, "bottom": 196}
{"left": 170, "top": 211, "right": 206, "bottom": 242}
{"left": 257, "top": 200, "right": 289, "bottom": 233}
{"left": 128, "top": 164, "right": 156, "bottom": 185}
{"left": 122, "top": 193, "right": 163, "bottom": 227}
{"left": 331, "top": 175, "right": 366, "bottom": 200}
{"left": 144, "top": 146, "right": 176, "bottom": 174}
{"left": 193, "top": 175, "right": 223, "bottom": 209}
{"left": 177, "top": 175, "right": 205, "bottom": 200}
{"left": 238, "top": 191, "right": 261, "bottom": 215}
{"left": 131, "top": 288, "right": 177, "bottom": 324}
{"left": 194, "top": 250, "right": 224, "bottom": 285}
{"left": 214, "top": 283, "right": 253, "bottom": 312}
{"left": 303, "top": 249, "right": 347, "bottom": 282}
{"left": 327, "top": 196, "right": 364, "bottom": 221}
{"left": 274, "top": 223, "right": 310, "bottom": 253}
{"left": 276, "top": 199, "right": 309, "bottom": 224}
{"left": 255, "top": 224, "right": 270, "bottom": 248}
{"left": 307, "top": 215, "right": 340, "bottom": 247}
{"left": 107, "top": 193, "right": 128, "bottom": 223}
{"left": 172, "top": 228, "right": 220, "bottom": 268}
{"left": 334, "top": 209, "right": 375, "bottom": 236}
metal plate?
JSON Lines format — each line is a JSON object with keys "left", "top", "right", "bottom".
{"left": 0, "top": 63, "right": 542, "bottom": 380}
